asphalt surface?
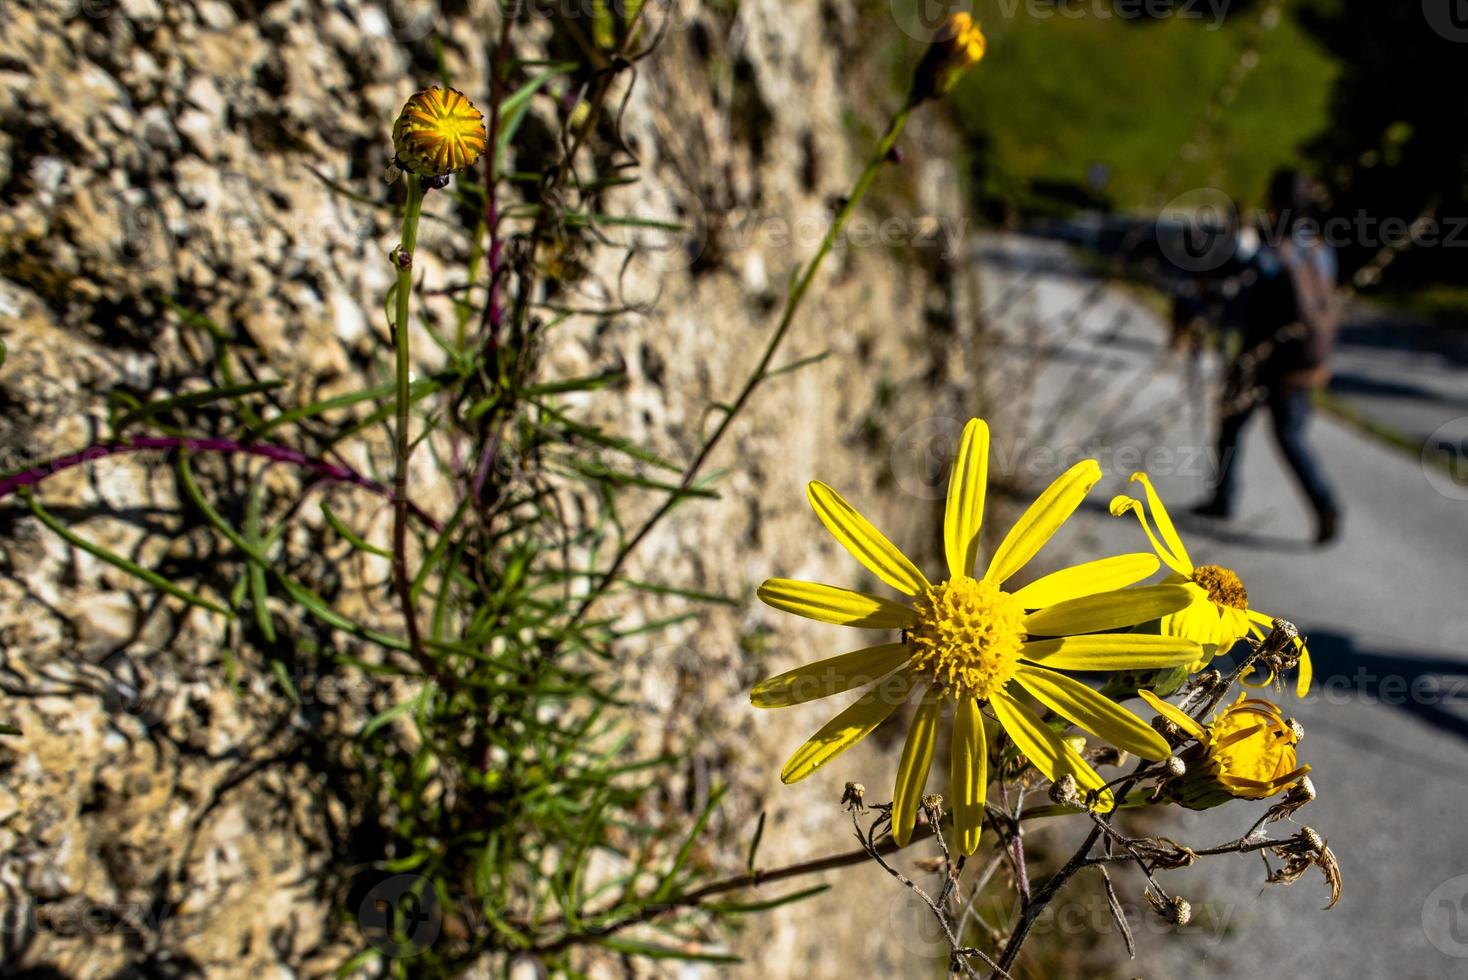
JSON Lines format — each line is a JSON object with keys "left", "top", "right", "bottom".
{"left": 972, "top": 232, "right": 1468, "bottom": 979}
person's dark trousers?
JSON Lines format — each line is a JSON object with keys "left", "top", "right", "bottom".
{"left": 1209, "top": 386, "right": 1339, "bottom": 521}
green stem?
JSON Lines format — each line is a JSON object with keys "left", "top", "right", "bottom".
{"left": 573, "top": 103, "right": 916, "bottom": 623}
{"left": 393, "top": 178, "right": 426, "bottom": 661}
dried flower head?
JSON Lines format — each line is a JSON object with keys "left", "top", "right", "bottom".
{"left": 1140, "top": 690, "right": 1310, "bottom": 809}
{"left": 392, "top": 86, "right": 488, "bottom": 180}
{"left": 910, "top": 12, "right": 987, "bottom": 103}
{"left": 1268, "top": 827, "right": 1342, "bottom": 909}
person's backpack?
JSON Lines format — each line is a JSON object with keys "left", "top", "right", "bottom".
{"left": 1279, "top": 238, "right": 1343, "bottom": 378}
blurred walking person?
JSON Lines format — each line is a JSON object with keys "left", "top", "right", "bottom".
{"left": 1194, "top": 169, "right": 1344, "bottom": 545}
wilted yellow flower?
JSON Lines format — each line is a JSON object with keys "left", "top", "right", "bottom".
{"left": 1141, "top": 690, "right": 1309, "bottom": 809}
{"left": 392, "top": 86, "right": 488, "bottom": 179}
{"left": 1111, "top": 472, "right": 1312, "bottom": 696}
{"left": 910, "top": 12, "right": 987, "bottom": 103}
{"left": 752, "top": 419, "right": 1205, "bottom": 854}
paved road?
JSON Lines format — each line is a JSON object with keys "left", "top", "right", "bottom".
{"left": 972, "top": 233, "right": 1468, "bottom": 979}
{"left": 1331, "top": 302, "right": 1468, "bottom": 452}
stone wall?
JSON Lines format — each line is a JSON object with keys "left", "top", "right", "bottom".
{"left": 0, "top": 0, "right": 992, "bottom": 973}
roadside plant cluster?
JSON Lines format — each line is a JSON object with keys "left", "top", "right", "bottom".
{"left": 0, "top": 5, "right": 1338, "bottom": 978}
{"left": 753, "top": 415, "right": 1335, "bottom": 976}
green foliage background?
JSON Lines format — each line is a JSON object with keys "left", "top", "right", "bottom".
{"left": 943, "top": 1, "right": 1338, "bottom": 211}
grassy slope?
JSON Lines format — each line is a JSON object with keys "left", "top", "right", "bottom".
{"left": 943, "top": 3, "right": 1339, "bottom": 211}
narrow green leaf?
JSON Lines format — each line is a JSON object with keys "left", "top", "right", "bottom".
{"left": 651, "top": 784, "right": 727, "bottom": 903}
{"left": 21, "top": 490, "right": 232, "bottom": 617}
{"left": 114, "top": 380, "right": 284, "bottom": 432}
{"left": 594, "top": 937, "right": 740, "bottom": 964}
{"left": 744, "top": 811, "right": 766, "bottom": 876}
{"left": 321, "top": 502, "right": 392, "bottom": 559}
{"left": 704, "top": 883, "right": 830, "bottom": 914}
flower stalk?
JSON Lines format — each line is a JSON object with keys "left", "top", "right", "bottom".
{"left": 392, "top": 177, "right": 426, "bottom": 659}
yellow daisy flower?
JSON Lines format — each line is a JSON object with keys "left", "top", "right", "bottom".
{"left": 1140, "top": 690, "right": 1310, "bottom": 809}
{"left": 1110, "top": 472, "right": 1312, "bottom": 696}
{"left": 753, "top": 419, "right": 1204, "bottom": 854}
{"left": 392, "top": 86, "right": 488, "bottom": 179}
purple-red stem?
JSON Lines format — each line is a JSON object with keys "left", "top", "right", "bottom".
{"left": 0, "top": 437, "right": 440, "bottom": 529}
{"left": 471, "top": 13, "right": 514, "bottom": 503}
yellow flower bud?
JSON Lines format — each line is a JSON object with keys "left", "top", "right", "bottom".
{"left": 1161, "top": 695, "right": 1309, "bottom": 810}
{"left": 391, "top": 86, "right": 488, "bottom": 181}
{"left": 911, "top": 12, "right": 987, "bottom": 103}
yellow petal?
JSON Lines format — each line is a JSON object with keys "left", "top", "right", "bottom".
{"left": 1014, "top": 665, "right": 1171, "bottom": 760}
{"left": 984, "top": 459, "right": 1102, "bottom": 585}
{"left": 892, "top": 687, "right": 943, "bottom": 846}
{"left": 1023, "top": 584, "right": 1195, "bottom": 638}
{"left": 780, "top": 670, "right": 916, "bottom": 783}
{"left": 758, "top": 578, "right": 914, "bottom": 629}
{"left": 1137, "top": 689, "right": 1207, "bottom": 740}
{"left": 1020, "top": 633, "right": 1203, "bottom": 671}
{"left": 751, "top": 643, "right": 912, "bottom": 708}
{"left": 1009, "top": 553, "right": 1161, "bottom": 609}
{"left": 1127, "top": 472, "right": 1193, "bottom": 571}
{"left": 1295, "top": 644, "right": 1313, "bottom": 697}
{"left": 808, "top": 482, "right": 930, "bottom": 596}
{"left": 950, "top": 697, "right": 988, "bottom": 856}
{"left": 1165, "top": 588, "right": 1237, "bottom": 649}
{"left": 1108, "top": 494, "right": 1192, "bottom": 578}
{"left": 943, "top": 418, "right": 990, "bottom": 579}
{"left": 990, "top": 691, "right": 1113, "bottom": 810}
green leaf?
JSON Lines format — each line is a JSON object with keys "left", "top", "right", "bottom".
{"left": 21, "top": 490, "right": 232, "bottom": 617}
{"left": 245, "top": 481, "right": 277, "bottom": 644}
{"left": 321, "top": 502, "right": 392, "bottom": 559}
{"left": 650, "top": 784, "right": 727, "bottom": 903}
{"left": 112, "top": 380, "right": 285, "bottom": 432}
{"left": 744, "top": 810, "right": 766, "bottom": 876}
{"left": 765, "top": 349, "right": 831, "bottom": 379}
{"left": 704, "top": 883, "right": 830, "bottom": 914}
{"left": 361, "top": 683, "right": 434, "bottom": 739}
{"left": 593, "top": 937, "right": 741, "bottom": 964}
{"left": 175, "top": 454, "right": 410, "bottom": 651}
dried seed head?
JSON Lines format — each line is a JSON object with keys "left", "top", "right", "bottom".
{"left": 921, "top": 794, "right": 945, "bottom": 821}
{"left": 841, "top": 782, "right": 866, "bottom": 812}
{"left": 1049, "top": 773, "right": 1082, "bottom": 807}
{"left": 1164, "top": 755, "right": 1186, "bottom": 779}
{"left": 1146, "top": 890, "right": 1192, "bottom": 926}
{"left": 1286, "top": 717, "right": 1305, "bottom": 741}
{"left": 1300, "top": 826, "right": 1324, "bottom": 852}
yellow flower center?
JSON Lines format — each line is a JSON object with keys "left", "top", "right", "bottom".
{"left": 1192, "top": 564, "right": 1247, "bottom": 610}
{"left": 906, "top": 576, "right": 1024, "bottom": 701}
{"left": 1208, "top": 702, "right": 1298, "bottom": 793}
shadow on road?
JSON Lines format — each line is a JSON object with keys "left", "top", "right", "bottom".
{"left": 1306, "top": 629, "right": 1468, "bottom": 746}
